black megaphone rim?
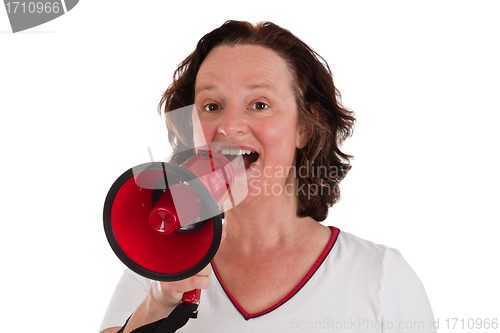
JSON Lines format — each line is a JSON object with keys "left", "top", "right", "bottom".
{"left": 103, "top": 161, "right": 223, "bottom": 282}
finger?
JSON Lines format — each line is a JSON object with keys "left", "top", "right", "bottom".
{"left": 150, "top": 281, "right": 184, "bottom": 308}
{"left": 159, "top": 273, "right": 211, "bottom": 292}
{"left": 164, "top": 276, "right": 211, "bottom": 294}
{"left": 186, "top": 275, "right": 211, "bottom": 290}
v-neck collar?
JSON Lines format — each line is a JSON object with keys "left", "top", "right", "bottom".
{"left": 212, "top": 226, "right": 340, "bottom": 320}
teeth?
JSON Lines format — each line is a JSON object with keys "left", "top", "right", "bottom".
{"left": 220, "top": 149, "right": 256, "bottom": 155}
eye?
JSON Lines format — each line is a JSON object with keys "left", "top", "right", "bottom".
{"left": 203, "top": 103, "right": 220, "bottom": 112}
{"left": 252, "top": 102, "right": 269, "bottom": 111}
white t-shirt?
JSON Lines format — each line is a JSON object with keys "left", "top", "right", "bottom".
{"left": 99, "top": 228, "right": 437, "bottom": 332}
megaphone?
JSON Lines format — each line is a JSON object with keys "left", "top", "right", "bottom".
{"left": 103, "top": 105, "right": 248, "bottom": 307}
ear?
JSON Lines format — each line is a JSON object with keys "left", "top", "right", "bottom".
{"left": 311, "top": 108, "right": 320, "bottom": 120}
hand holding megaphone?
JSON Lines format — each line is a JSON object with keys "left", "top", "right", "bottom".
{"left": 148, "top": 222, "right": 224, "bottom": 311}
{"left": 150, "top": 258, "right": 213, "bottom": 310}
{"left": 118, "top": 264, "right": 212, "bottom": 333}
{"left": 147, "top": 225, "right": 226, "bottom": 311}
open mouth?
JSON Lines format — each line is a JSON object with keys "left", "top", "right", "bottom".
{"left": 220, "top": 149, "right": 259, "bottom": 170}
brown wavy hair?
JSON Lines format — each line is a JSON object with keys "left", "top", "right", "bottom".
{"left": 158, "top": 20, "right": 355, "bottom": 222}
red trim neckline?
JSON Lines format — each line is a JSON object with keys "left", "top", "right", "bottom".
{"left": 212, "top": 226, "right": 340, "bottom": 320}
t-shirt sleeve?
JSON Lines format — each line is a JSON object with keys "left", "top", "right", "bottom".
{"left": 98, "top": 268, "right": 152, "bottom": 332}
{"left": 380, "top": 248, "right": 437, "bottom": 333}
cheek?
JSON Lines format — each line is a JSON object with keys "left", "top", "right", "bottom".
{"left": 197, "top": 122, "right": 217, "bottom": 146}
{"left": 259, "top": 121, "right": 297, "bottom": 157}
{"left": 255, "top": 122, "right": 280, "bottom": 149}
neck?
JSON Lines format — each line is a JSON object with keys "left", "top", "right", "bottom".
{"left": 220, "top": 192, "right": 318, "bottom": 257}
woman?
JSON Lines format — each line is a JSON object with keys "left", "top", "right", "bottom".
{"left": 100, "top": 21, "right": 436, "bottom": 332}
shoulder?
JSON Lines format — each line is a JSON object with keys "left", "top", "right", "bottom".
{"left": 324, "top": 228, "right": 426, "bottom": 300}
{"left": 310, "top": 228, "right": 391, "bottom": 303}
{"left": 98, "top": 269, "right": 152, "bottom": 332}
{"left": 335, "top": 230, "right": 425, "bottom": 286}
{"left": 330, "top": 229, "right": 436, "bottom": 331}
{"left": 331, "top": 229, "right": 422, "bottom": 286}
{"left": 332, "top": 229, "right": 389, "bottom": 269}
{"left": 336, "top": 229, "right": 388, "bottom": 254}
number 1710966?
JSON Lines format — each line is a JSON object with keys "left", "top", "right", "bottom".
{"left": 5, "top": 2, "right": 61, "bottom": 14}
{"left": 445, "top": 318, "right": 498, "bottom": 330}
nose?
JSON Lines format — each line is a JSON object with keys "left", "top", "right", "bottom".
{"left": 217, "top": 105, "right": 248, "bottom": 138}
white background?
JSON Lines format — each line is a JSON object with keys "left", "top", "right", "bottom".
{"left": 1, "top": 1, "right": 499, "bottom": 332}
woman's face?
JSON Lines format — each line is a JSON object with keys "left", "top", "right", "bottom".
{"left": 194, "top": 44, "right": 306, "bottom": 202}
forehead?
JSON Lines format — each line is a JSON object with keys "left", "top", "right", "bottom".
{"left": 195, "top": 44, "right": 294, "bottom": 94}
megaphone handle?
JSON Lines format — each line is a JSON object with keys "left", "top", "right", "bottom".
{"left": 182, "top": 289, "right": 201, "bottom": 304}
